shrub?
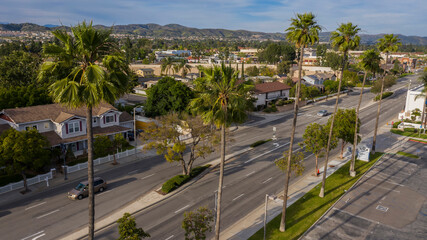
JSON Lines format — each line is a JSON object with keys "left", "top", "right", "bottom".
{"left": 263, "top": 108, "right": 272, "bottom": 113}
{"left": 404, "top": 128, "right": 417, "bottom": 133}
{"left": 189, "top": 165, "right": 210, "bottom": 178}
{"left": 162, "top": 175, "right": 190, "bottom": 194}
{"left": 276, "top": 99, "right": 285, "bottom": 106}
{"left": 374, "top": 91, "right": 393, "bottom": 101}
{"left": 270, "top": 104, "right": 278, "bottom": 112}
{"left": 392, "top": 121, "right": 401, "bottom": 128}
{"left": 284, "top": 99, "right": 295, "bottom": 105}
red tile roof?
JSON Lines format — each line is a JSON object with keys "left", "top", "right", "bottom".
{"left": 254, "top": 82, "right": 291, "bottom": 94}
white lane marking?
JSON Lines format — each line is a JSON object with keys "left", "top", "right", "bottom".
{"left": 25, "top": 202, "right": 47, "bottom": 211}
{"left": 36, "top": 209, "right": 60, "bottom": 219}
{"left": 165, "top": 235, "right": 174, "bottom": 240}
{"left": 32, "top": 233, "right": 46, "bottom": 240}
{"left": 244, "top": 142, "right": 290, "bottom": 164}
{"left": 141, "top": 174, "right": 155, "bottom": 180}
{"left": 246, "top": 171, "right": 255, "bottom": 177}
{"left": 174, "top": 205, "right": 190, "bottom": 214}
{"left": 262, "top": 177, "right": 273, "bottom": 184}
{"left": 128, "top": 170, "right": 138, "bottom": 175}
{"left": 232, "top": 194, "right": 245, "bottom": 201}
{"left": 21, "top": 231, "right": 44, "bottom": 240}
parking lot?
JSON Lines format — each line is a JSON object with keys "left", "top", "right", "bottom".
{"left": 302, "top": 141, "right": 427, "bottom": 240}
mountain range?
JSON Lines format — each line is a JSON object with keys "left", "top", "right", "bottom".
{"left": 1, "top": 22, "right": 427, "bottom": 45}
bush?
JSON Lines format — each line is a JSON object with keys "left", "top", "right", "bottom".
{"left": 276, "top": 99, "right": 285, "bottom": 106}
{"left": 392, "top": 121, "right": 401, "bottom": 128}
{"left": 189, "top": 165, "right": 210, "bottom": 178}
{"left": 250, "top": 139, "right": 272, "bottom": 148}
{"left": 404, "top": 128, "right": 417, "bottom": 133}
{"left": 374, "top": 91, "right": 393, "bottom": 101}
{"left": 284, "top": 99, "right": 295, "bottom": 105}
{"left": 162, "top": 175, "right": 190, "bottom": 194}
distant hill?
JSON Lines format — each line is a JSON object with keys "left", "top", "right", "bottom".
{"left": 1, "top": 22, "right": 427, "bottom": 45}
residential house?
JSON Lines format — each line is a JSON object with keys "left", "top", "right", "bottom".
{"left": 136, "top": 68, "right": 155, "bottom": 78}
{"left": 0, "top": 103, "right": 133, "bottom": 156}
{"left": 253, "top": 82, "right": 292, "bottom": 107}
{"left": 302, "top": 73, "right": 336, "bottom": 90}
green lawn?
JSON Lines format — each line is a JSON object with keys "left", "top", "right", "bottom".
{"left": 396, "top": 151, "right": 420, "bottom": 159}
{"left": 249, "top": 152, "right": 383, "bottom": 240}
{"left": 390, "top": 129, "right": 427, "bottom": 139}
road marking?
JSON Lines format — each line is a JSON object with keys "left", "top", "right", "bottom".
{"left": 262, "top": 177, "right": 273, "bottom": 184}
{"left": 174, "top": 205, "right": 190, "bottom": 214}
{"left": 128, "top": 170, "right": 138, "bottom": 175}
{"left": 21, "top": 231, "right": 44, "bottom": 240}
{"left": 232, "top": 193, "right": 245, "bottom": 201}
{"left": 36, "top": 209, "right": 60, "bottom": 219}
{"left": 32, "top": 233, "right": 46, "bottom": 240}
{"left": 141, "top": 174, "right": 155, "bottom": 180}
{"left": 246, "top": 171, "right": 255, "bottom": 177}
{"left": 244, "top": 142, "right": 290, "bottom": 164}
{"left": 25, "top": 202, "right": 47, "bottom": 211}
{"left": 165, "top": 235, "right": 174, "bottom": 240}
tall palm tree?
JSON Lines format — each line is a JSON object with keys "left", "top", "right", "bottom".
{"left": 39, "top": 22, "right": 129, "bottom": 239}
{"left": 372, "top": 34, "right": 401, "bottom": 153}
{"left": 189, "top": 64, "right": 253, "bottom": 240}
{"left": 320, "top": 22, "right": 360, "bottom": 197}
{"left": 279, "top": 12, "right": 321, "bottom": 232}
{"left": 161, "top": 57, "right": 175, "bottom": 76}
{"left": 174, "top": 59, "right": 192, "bottom": 78}
{"left": 349, "top": 50, "right": 381, "bottom": 176}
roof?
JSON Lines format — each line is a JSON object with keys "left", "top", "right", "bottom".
{"left": 1, "top": 102, "right": 117, "bottom": 124}
{"left": 119, "top": 112, "right": 133, "bottom": 122}
{"left": 254, "top": 82, "right": 291, "bottom": 94}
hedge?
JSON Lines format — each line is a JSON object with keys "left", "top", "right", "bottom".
{"left": 161, "top": 164, "right": 211, "bottom": 194}
{"left": 250, "top": 139, "right": 272, "bottom": 148}
{"left": 374, "top": 91, "right": 393, "bottom": 101}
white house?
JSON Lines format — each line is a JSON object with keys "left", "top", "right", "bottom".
{"left": 0, "top": 102, "right": 133, "bottom": 156}
{"left": 253, "top": 82, "right": 292, "bottom": 107}
{"left": 399, "top": 84, "right": 426, "bottom": 121}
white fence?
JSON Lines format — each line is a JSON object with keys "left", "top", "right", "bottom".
{"left": 0, "top": 149, "right": 136, "bottom": 195}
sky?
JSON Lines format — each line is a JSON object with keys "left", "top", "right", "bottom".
{"left": 1, "top": 0, "right": 426, "bottom": 36}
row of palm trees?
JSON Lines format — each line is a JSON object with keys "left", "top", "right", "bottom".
{"left": 160, "top": 57, "right": 192, "bottom": 78}
{"left": 39, "top": 18, "right": 402, "bottom": 239}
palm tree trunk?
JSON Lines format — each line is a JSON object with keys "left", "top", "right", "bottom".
{"left": 372, "top": 53, "right": 389, "bottom": 153}
{"left": 21, "top": 171, "right": 28, "bottom": 193}
{"left": 350, "top": 72, "right": 367, "bottom": 176}
{"left": 214, "top": 122, "right": 226, "bottom": 240}
{"left": 340, "top": 140, "right": 345, "bottom": 159}
{"left": 279, "top": 46, "right": 304, "bottom": 232}
{"left": 87, "top": 106, "right": 95, "bottom": 240}
{"left": 315, "top": 155, "right": 319, "bottom": 176}
{"left": 320, "top": 52, "right": 346, "bottom": 198}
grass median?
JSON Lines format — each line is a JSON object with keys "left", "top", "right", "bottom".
{"left": 396, "top": 151, "right": 419, "bottom": 159}
{"left": 249, "top": 152, "right": 383, "bottom": 240}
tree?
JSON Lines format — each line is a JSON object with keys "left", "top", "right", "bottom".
{"left": 321, "top": 52, "right": 343, "bottom": 71}
{"left": 189, "top": 64, "right": 253, "bottom": 240}
{"left": 418, "top": 73, "right": 427, "bottom": 129}
{"left": 175, "top": 60, "right": 192, "bottom": 78}
{"left": 300, "top": 123, "right": 337, "bottom": 176}
{"left": 161, "top": 57, "right": 175, "bottom": 76}
{"left": 141, "top": 113, "right": 218, "bottom": 175}
{"left": 326, "top": 109, "right": 360, "bottom": 159}
{"left": 372, "top": 34, "right": 401, "bottom": 153}
{"left": 0, "top": 128, "right": 50, "bottom": 193}
{"left": 259, "top": 66, "right": 275, "bottom": 77}
{"left": 246, "top": 66, "right": 259, "bottom": 76}
{"left": 350, "top": 49, "right": 381, "bottom": 176}
{"left": 411, "top": 108, "right": 421, "bottom": 121}
{"left": 0, "top": 84, "right": 52, "bottom": 109}
{"left": 182, "top": 206, "right": 214, "bottom": 240}
{"left": 280, "top": 12, "right": 321, "bottom": 232}
{"left": 275, "top": 150, "right": 304, "bottom": 177}
{"left": 276, "top": 61, "right": 291, "bottom": 75}
{"left": 39, "top": 21, "right": 130, "bottom": 239}
{"left": 112, "top": 133, "right": 128, "bottom": 164}
{"left": 144, "top": 77, "right": 194, "bottom": 117}
{"left": 258, "top": 43, "right": 296, "bottom": 64}
{"left": 117, "top": 212, "right": 150, "bottom": 240}
{"left": 0, "top": 50, "right": 41, "bottom": 88}
{"left": 93, "top": 135, "right": 113, "bottom": 159}
{"left": 371, "top": 75, "right": 396, "bottom": 93}
{"left": 316, "top": 44, "right": 328, "bottom": 65}
{"left": 320, "top": 22, "right": 360, "bottom": 198}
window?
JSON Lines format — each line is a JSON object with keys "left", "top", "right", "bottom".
{"left": 68, "top": 122, "right": 80, "bottom": 133}
{"left": 105, "top": 115, "right": 114, "bottom": 123}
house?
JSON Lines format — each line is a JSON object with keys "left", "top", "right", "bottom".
{"left": 302, "top": 73, "right": 336, "bottom": 90}
{"left": 253, "top": 82, "right": 292, "bottom": 107}
{"left": 0, "top": 102, "right": 133, "bottom": 156}
{"left": 398, "top": 84, "right": 426, "bottom": 122}
{"left": 136, "top": 68, "right": 155, "bottom": 78}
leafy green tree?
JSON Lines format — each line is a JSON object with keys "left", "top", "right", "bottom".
{"left": 323, "top": 80, "right": 339, "bottom": 93}
{"left": 117, "top": 212, "right": 150, "bottom": 240}
{"left": 350, "top": 49, "right": 381, "bottom": 176}
{"left": 174, "top": 60, "right": 192, "bottom": 78}
{"left": 0, "top": 50, "right": 41, "bottom": 88}
{"left": 343, "top": 70, "right": 359, "bottom": 87}
{"left": 259, "top": 66, "right": 275, "bottom": 77}
{"left": 0, "top": 128, "right": 50, "bottom": 193}
{"left": 0, "top": 84, "right": 52, "bottom": 109}
{"left": 275, "top": 150, "right": 304, "bottom": 176}
{"left": 320, "top": 22, "right": 360, "bottom": 198}
{"left": 144, "top": 77, "right": 194, "bottom": 117}
{"left": 276, "top": 61, "right": 291, "bottom": 75}
{"left": 93, "top": 135, "right": 113, "bottom": 159}
{"left": 161, "top": 57, "right": 175, "bottom": 76}
{"left": 281, "top": 12, "right": 321, "bottom": 232}
{"left": 372, "top": 34, "right": 401, "bottom": 153}
{"left": 258, "top": 43, "right": 296, "bottom": 64}
{"left": 182, "top": 206, "right": 214, "bottom": 240}
{"left": 300, "top": 123, "right": 337, "bottom": 176}
{"left": 141, "top": 113, "right": 218, "bottom": 175}
{"left": 326, "top": 109, "right": 360, "bottom": 159}
{"left": 39, "top": 21, "right": 130, "bottom": 239}
{"left": 371, "top": 75, "right": 396, "bottom": 93}
{"left": 411, "top": 108, "right": 421, "bottom": 121}
{"left": 321, "top": 52, "right": 343, "bottom": 71}
{"left": 316, "top": 44, "right": 328, "bottom": 65}
{"left": 189, "top": 64, "right": 253, "bottom": 240}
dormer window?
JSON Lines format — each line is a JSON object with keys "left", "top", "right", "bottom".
{"left": 105, "top": 115, "right": 114, "bottom": 123}
{"left": 68, "top": 122, "right": 80, "bottom": 133}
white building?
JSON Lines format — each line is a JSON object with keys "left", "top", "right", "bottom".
{"left": 253, "top": 82, "right": 291, "bottom": 107}
{"left": 399, "top": 84, "right": 426, "bottom": 121}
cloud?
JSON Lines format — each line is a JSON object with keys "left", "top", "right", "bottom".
{"left": 0, "top": 0, "right": 426, "bottom": 36}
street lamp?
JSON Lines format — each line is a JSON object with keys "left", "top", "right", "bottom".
{"left": 264, "top": 194, "right": 279, "bottom": 240}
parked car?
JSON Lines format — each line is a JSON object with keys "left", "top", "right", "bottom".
{"left": 317, "top": 110, "right": 328, "bottom": 117}
{"left": 68, "top": 177, "right": 107, "bottom": 200}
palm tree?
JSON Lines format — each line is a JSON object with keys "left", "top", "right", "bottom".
{"left": 39, "top": 22, "right": 129, "bottom": 240}
{"left": 161, "top": 57, "right": 175, "bottom": 76}
{"left": 372, "top": 34, "right": 401, "bottom": 153}
{"left": 349, "top": 50, "right": 381, "bottom": 176}
{"left": 174, "top": 60, "right": 192, "bottom": 78}
{"left": 320, "top": 22, "right": 360, "bottom": 198}
{"left": 189, "top": 64, "right": 253, "bottom": 240}
{"left": 279, "top": 12, "right": 321, "bottom": 232}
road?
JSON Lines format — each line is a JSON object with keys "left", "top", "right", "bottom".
{"left": 0, "top": 74, "right": 417, "bottom": 240}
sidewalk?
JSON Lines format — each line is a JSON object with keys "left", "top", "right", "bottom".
{"left": 220, "top": 121, "right": 407, "bottom": 240}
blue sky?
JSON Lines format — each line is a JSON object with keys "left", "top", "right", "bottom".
{"left": 1, "top": 0, "right": 426, "bottom": 36}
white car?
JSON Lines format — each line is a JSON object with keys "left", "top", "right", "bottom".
{"left": 317, "top": 110, "right": 328, "bottom": 117}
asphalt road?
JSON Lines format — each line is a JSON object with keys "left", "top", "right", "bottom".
{"left": 0, "top": 74, "right": 418, "bottom": 240}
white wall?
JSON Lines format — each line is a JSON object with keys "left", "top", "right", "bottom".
{"left": 99, "top": 111, "right": 120, "bottom": 128}
{"left": 405, "top": 85, "right": 425, "bottom": 113}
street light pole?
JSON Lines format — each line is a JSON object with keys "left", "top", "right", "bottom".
{"left": 264, "top": 194, "right": 268, "bottom": 240}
